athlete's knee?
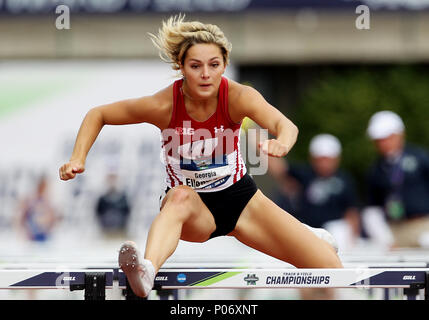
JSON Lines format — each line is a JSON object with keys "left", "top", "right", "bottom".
{"left": 167, "top": 186, "right": 196, "bottom": 204}
{"left": 163, "top": 186, "right": 199, "bottom": 220}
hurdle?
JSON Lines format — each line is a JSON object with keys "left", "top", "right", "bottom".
{"left": 1, "top": 267, "right": 428, "bottom": 300}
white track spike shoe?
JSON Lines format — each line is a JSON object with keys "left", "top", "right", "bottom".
{"left": 118, "top": 241, "right": 155, "bottom": 298}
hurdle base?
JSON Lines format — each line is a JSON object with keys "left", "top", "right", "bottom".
{"left": 69, "top": 272, "right": 106, "bottom": 300}
{"left": 156, "top": 288, "right": 179, "bottom": 300}
{"left": 124, "top": 278, "right": 147, "bottom": 300}
{"left": 425, "top": 271, "right": 429, "bottom": 300}
{"left": 404, "top": 280, "right": 426, "bottom": 300}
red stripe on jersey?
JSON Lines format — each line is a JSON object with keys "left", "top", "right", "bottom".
{"left": 233, "top": 135, "right": 239, "bottom": 183}
{"left": 165, "top": 167, "right": 175, "bottom": 188}
{"left": 168, "top": 162, "right": 181, "bottom": 186}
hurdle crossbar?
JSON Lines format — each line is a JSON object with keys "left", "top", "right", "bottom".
{"left": 0, "top": 268, "right": 428, "bottom": 300}
{"left": 118, "top": 268, "right": 429, "bottom": 290}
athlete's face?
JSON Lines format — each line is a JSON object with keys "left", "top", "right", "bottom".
{"left": 180, "top": 43, "right": 226, "bottom": 99}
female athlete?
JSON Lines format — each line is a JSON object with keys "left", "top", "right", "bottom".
{"left": 59, "top": 15, "right": 342, "bottom": 298}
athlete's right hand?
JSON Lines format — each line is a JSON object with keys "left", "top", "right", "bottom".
{"left": 59, "top": 160, "right": 85, "bottom": 181}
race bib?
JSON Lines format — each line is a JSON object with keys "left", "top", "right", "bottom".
{"left": 180, "top": 154, "right": 232, "bottom": 190}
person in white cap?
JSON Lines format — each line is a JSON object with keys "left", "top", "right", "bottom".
{"left": 364, "top": 110, "right": 429, "bottom": 247}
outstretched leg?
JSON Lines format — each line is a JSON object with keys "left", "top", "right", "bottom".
{"left": 230, "top": 190, "right": 343, "bottom": 268}
{"left": 144, "top": 185, "right": 216, "bottom": 271}
{"left": 119, "top": 185, "right": 216, "bottom": 297}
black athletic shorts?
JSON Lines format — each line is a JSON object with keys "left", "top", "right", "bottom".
{"left": 162, "top": 173, "right": 258, "bottom": 239}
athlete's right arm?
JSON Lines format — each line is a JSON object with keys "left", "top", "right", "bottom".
{"left": 59, "top": 87, "right": 172, "bottom": 181}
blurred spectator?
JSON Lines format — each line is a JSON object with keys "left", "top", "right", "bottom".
{"left": 17, "top": 175, "right": 58, "bottom": 242}
{"left": 95, "top": 172, "right": 131, "bottom": 238}
{"left": 268, "top": 134, "right": 361, "bottom": 252}
{"left": 363, "top": 110, "right": 429, "bottom": 248}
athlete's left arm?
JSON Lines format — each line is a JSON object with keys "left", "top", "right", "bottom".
{"left": 229, "top": 83, "right": 298, "bottom": 157}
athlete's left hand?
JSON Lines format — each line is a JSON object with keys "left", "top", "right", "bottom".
{"left": 259, "top": 139, "right": 288, "bottom": 157}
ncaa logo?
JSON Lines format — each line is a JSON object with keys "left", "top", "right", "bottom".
{"left": 177, "top": 273, "right": 187, "bottom": 283}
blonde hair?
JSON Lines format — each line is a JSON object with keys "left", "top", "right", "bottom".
{"left": 149, "top": 14, "right": 232, "bottom": 71}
